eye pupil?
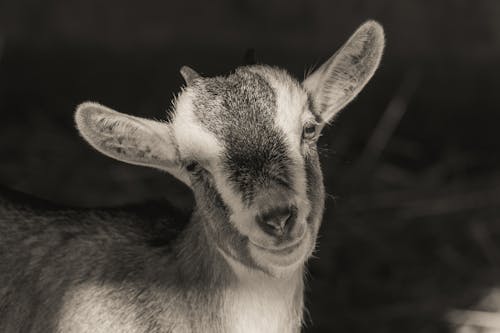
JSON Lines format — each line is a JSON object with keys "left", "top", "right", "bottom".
{"left": 303, "top": 124, "right": 316, "bottom": 139}
{"left": 186, "top": 162, "right": 197, "bottom": 172}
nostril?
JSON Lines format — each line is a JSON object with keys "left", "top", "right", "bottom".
{"left": 257, "top": 205, "right": 297, "bottom": 236}
{"left": 266, "top": 212, "right": 290, "bottom": 231}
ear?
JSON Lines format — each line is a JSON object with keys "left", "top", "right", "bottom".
{"left": 303, "top": 20, "right": 385, "bottom": 123}
{"left": 75, "top": 102, "right": 190, "bottom": 186}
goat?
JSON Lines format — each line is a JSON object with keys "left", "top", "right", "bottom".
{"left": 0, "top": 21, "right": 384, "bottom": 332}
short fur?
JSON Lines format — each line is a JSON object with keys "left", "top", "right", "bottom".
{"left": 0, "top": 21, "right": 384, "bottom": 332}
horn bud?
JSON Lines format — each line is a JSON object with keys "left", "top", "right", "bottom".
{"left": 180, "top": 66, "right": 201, "bottom": 86}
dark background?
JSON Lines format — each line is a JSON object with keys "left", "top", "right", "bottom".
{"left": 1, "top": 1, "right": 500, "bottom": 332}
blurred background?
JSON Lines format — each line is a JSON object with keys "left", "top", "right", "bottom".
{"left": 1, "top": 0, "right": 500, "bottom": 332}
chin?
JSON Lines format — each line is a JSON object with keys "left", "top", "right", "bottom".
{"left": 249, "top": 230, "right": 313, "bottom": 278}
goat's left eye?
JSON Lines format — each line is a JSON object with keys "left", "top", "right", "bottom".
{"left": 185, "top": 161, "right": 198, "bottom": 172}
{"left": 302, "top": 124, "right": 317, "bottom": 140}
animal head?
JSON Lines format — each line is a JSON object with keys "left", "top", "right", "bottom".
{"left": 75, "top": 21, "right": 384, "bottom": 277}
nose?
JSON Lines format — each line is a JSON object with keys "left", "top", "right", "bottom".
{"left": 257, "top": 205, "right": 297, "bottom": 237}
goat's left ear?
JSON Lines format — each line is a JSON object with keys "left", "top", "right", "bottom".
{"left": 303, "top": 20, "right": 385, "bottom": 123}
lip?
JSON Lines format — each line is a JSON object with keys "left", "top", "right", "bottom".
{"left": 248, "top": 231, "right": 311, "bottom": 269}
{"left": 249, "top": 232, "right": 306, "bottom": 255}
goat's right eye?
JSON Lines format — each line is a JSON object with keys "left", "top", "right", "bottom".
{"left": 185, "top": 162, "right": 198, "bottom": 172}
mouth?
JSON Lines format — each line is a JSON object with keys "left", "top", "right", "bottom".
{"left": 248, "top": 230, "right": 310, "bottom": 268}
{"left": 250, "top": 238, "right": 303, "bottom": 255}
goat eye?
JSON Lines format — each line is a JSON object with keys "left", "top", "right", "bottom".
{"left": 185, "top": 161, "right": 198, "bottom": 172}
{"left": 302, "top": 124, "right": 317, "bottom": 140}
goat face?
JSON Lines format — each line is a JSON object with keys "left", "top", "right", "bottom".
{"left": 75, "top": 21, "right": 385, "bottom": 277}
{"left": 174, "top": 66, "right": 324, "bottom": 275}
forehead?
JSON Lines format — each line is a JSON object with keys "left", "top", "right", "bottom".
{"left": 171, "top": 65, "right": 312, "bottom": 165}
{"left": 187, "top": 66, "right": 308, "bottom": 202}
{"left": 191, "top": 65, "right": 308, "bottom": 141}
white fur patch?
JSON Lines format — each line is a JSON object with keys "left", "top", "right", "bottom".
{"left": 171, "top": 89, "right": 223, "bottom": 164}
{"left": 271, "top": 80, "right": 309, "bottom": 149}
{"left": 57, "top": 284, "right": 142, "bottom": 333}
{"left": 223, "top": 266, "right": 303, "bottom": 333}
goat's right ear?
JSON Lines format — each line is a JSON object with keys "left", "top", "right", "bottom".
{"left": 303, "top": 20, "right": 385, "bottom": 124}
{"left": 75, "top": 102, "right": 191, "bottom": 186}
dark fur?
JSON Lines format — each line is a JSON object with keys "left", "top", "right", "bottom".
{"left": 193, "top": 67, "right": 293, "bottom": 205}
